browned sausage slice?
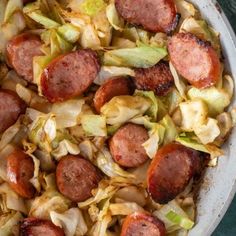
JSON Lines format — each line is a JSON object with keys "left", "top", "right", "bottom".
{"left": 0, "top": 89, "right": 26, "bottom": 133}
{"left": 41, "top": 49, "right": 100, "bottom": 103}
{"left": 147, "top": 142, "right": 201, "bottom": 204}
{"left": 109, "top": 123, "right": 149, "bottom": 168}
{"left": 134, "top": 62, "right": 174, "bottom": 96}
{"left": 93, "top": 77, "right": 134, "bottom": 113}
{"left": 56, "top": 155, "right": 101, "bottom": 202}
{"left": 168, "top": 33, "right": 221, "bottom": 88}
{"left": 20, "top": 218, "right": 64, "bottom": 236}
{"left": 6, "top": 33, "right": 43, "bottom": 82}
{"left": 115, "top": 0, "right": 179, "bottom": 33}
{"left": 7, "top": 149, "right": 35, "bottom": 199}
{"left": 121, "top": 212, "right": 166, "bottom": 236}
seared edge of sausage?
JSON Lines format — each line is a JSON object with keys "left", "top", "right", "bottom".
{"left": 147, "top": 142, "right": 201, "bottom": 204}
{"left": 93, "top": 77, "right": 134, "bottom": 113}
{"left": 134, "top": 61, "right": 174, "bottom": 96}
{"left": 121, "top": 212, "right": 166, "bottom": 236}
{"left": 7, "top": 149, "right": 35, "bottom": 199}
{"left": 168, "top": 32, "right": 221, "bottom": 88}
{"left": 109, "top": 123, "right": 149, "bottom": 168}
{"left": 56, "top": 155, "right": 101, "bottom": 202}
{"left": 20, "top": 218, "right": 65, "bottom": 236}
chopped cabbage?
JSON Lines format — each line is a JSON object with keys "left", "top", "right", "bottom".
{"left": 80, "top": 24, "right": 101, "bottom": 49}
{"left": 79, "top": 0, "right": 106, "bottom": 16}
{"left": 109, "top": 202, "right": 145, "bottom": 216}
{"left": 50, "top": 208, "right": 88, "bottom": 236}
{"left": 95, "top": 66, "right": 134, "bottom": 85}
{"left": 165, "top": 210, "right": 194, "bottom": 230}
{"left": 106, "top": 3, "right": 124, "bottom": 31}
{"left": 28, "top": 114, "right": 57, "bottom": 153}
{"left": 169, "top": 62, "right": 187, "bottom": 99}
{"left": 103, "top": 45, "right": 167, "bottom": 68}
{"left": 57, "top": 23, "right": 80, "bottom": 43}
{"left": 0, "top": 183, "right": 27, "bottom": 214}
{"left": 4, "top": 0, "right": 22, "bottom": 23}
{"left": 194, "top": 118, "right": 220, "bottom": 144}
{"left": 51, "top": 139, "right": 80, "bottom": 161}
{"left": 112, "top": 37, "right": 136, "bottom": 49}
{"left": 222, "top": 75, "right": 234, "bottom": 100}
{"left": 34, "top": 149, "right": 56, "bottom": 172}
{"left": 143, "top": 123, "right": 165, "bottom": 159}
{"left": 187, "top": 85, "right": 231, "bottom": 117}
{"left": 176, "top": 133, "right": 223, "bottom": 159}
{"left": 96, "top": 147, "right": 135, "bottom": 178}
{"left": 0, "top": 211, "right": 23, "bottom": 236}
{"left": 179, "top": 99, "right": 208, "bottom": 131}
{"left": 79, "top": 139, "right": 97, "bottom": 161}
{"left": 135, "top": 90, "right": 158, "bottom": 121}
{"left": 29, "top": 189, "right": 71, "bottom": 219}
{"left": 174, "top": 0, "right": 196, "bottom": 20}
{"left": 101, "top": 95, "right": 151, "bottom": 125}
{"left": 81, "top": 115, "right": 107, "bottom": 137}
{"left": 52, "top": 99, "right": 85, "bottom": 129}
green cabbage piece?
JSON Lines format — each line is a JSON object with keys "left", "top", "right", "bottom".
{"left": 165, "top": 210, "right": 194, "bottom": 230}
{"left": 103, "top": 45, "right": 167, "bottom": 68}
{"left": 101, "top": 95, "right": 151, "bottom": 125}
{"left": 0, "top": 211, "right": 23, "bottom": 236}
{"left": 57, "top": 23, "right": 80, "bottom": 43}
{"left": 135, "top": 90, "right": 158, "bottom": 121}
{"left": 106, "top": 3, "right": 124, "bottom": 31}
{"left": 4, "top": 0, "right": 22, "bottom": 23}
{"left": 187, "top": 86, "right": 231, "bottom": 117}
{"left": 79, "top": 0, "right": 106, "bottom": 16}
{"left": 81, "top": 115, "right": 107, "bottom": 137}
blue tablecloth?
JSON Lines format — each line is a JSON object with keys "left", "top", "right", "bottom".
{"left": 212, "top": 1, "right": 236, "bottom": 235}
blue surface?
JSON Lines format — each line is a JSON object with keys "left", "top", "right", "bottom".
{"left": 212, "top": 1, "right": 236, "bottom": 236}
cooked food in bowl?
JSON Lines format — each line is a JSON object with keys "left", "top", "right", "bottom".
{"left": 0, "top": 0, "right": 235, "bottom": 235}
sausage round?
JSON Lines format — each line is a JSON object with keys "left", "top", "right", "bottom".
{"left": 115, "top": 0, "right": 179, "bottom": 33}
{"left": 134, "top": 62, "right": 174, "bottom": 96}
{"left": 147, "top": 142, "right": 201, "bottom": 204}
{"left": 20, "top": 218, "right": 64, "bottom": 236}
{"left": 0, "top": 89, "right": 26, "bottom": 133}
{"left": 168, "top": 32, "right": 221, "bottom": 88}
{"left": 109, "top": 123, "right": 149, "bottom": 168}
{"left": 41, "top": 49, "right": 100, "bottom": 103}
{"left": 6, "top": 33, "right": 43, "bottom": 82}
{"left": 121, "top": 212, "right": 166, "bottom": 236}
{"left": 94, "top": 77, "right": 134, "bottom": 113}
{"left": 56, "top": 155, "right": 101, "bottom": 202}
{"left": 7, "top": 149, "right": 35, "bottom": 199}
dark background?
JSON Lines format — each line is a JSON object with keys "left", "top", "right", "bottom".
{"left": 212, "top": 1, "right": 236, "bottom": 235}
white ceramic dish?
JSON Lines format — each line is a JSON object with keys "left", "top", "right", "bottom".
{"left": 188, "top": 1, "right": 236, "bottom": 235}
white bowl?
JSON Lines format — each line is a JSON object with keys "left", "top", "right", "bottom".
{"left": 188, "top": 1, "right": 236, "bottom": 235}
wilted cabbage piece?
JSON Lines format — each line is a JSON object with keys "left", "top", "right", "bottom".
{"left": 81, "top": 115, "right": 107, "bottom": 137}
{"left": 50, "top": 208, "right": 88, "bottom": 236}
{"left": 187, "top": 86, "right": 231, "bottom": 117}
{"left": 79, "top": 0, "right": 106, "bottom": 16}
{"left": 52, "top": 99, "right": 85, "bottom": 129}
{"left": 29, "top": 189, "right": 71, "bottom": 219}
{"left": 57, "top": 23, "right": 80, "bottom": 43}
{"left": 174, "top": 0, "right": 197, "bottom": 21}
{"left": 109, "top": 202, "right": 145, "bottom": 216}
{"left": 101, "top": 95, "right": 151, "bottom": 125}
{"left": 0, "top": 183, "right": 27, "bottom": 214}
{"left": 4, "top": 0, "right": 22, "bottom": 23}
{"left": 0, "top": 211, "right": 23, "bottom": 236}
{"left": 103, "top": 45, "right": 167, "bottom": 68}
{"left": 106, "top": 3, "right": 124, "bottom": 31}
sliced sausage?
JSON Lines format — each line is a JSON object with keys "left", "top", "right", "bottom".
{"left": 0, "top": 89, "right": 26, "bottom": 133}
{"left": 56, "top": 155, "right": 101, "bottom": 202}
{"left": 109, "top": 123, "right": 149, "bottom": 168}
{"left": 41, "top": 49, "right": 100, "bottom": 103}
{"left": 93, "top": 77, "right": 134, "bottom": 113}
{"left": 168, "top": 32, "right": 221, "bottom": 88}
{"left": 7, "top": 149, "right": 35, "bottom": 199}
{"left": 115, "top": 0, "right": 179, "bottom": 33}
{"left": 20, "top": 218, "right": 64, "bottom": 236}
{"left": 147, "top": 142, "right": 201, "bottom": 204}
{"left": 134, "top": 62, "right": 174, "bottom": 96}
{"left": 6, "top": 33, "right": 43, "bottom": 82}
{"left": 121, "top": 212, "right": 166, "bottom": 236}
